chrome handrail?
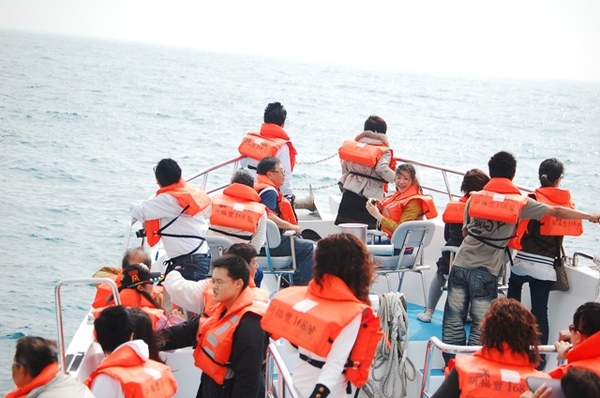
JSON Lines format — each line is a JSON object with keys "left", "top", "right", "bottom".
{"left": 420, "top": 336, "right": 557, "bottom": 398}
{"left": 265, "top": 341, "right": 299, "bottom": 398}
{"left": 185, "top": 155, "right": 245, "bottom": 193}
{"left": 55, "top": 278, "right": 120, "bottom": 373}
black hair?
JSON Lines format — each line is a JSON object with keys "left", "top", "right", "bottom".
{"left": 488, "top": 151, "right": 516, "bottom": 179}
{"left": 538, "top": 158, "right": 564, "bottom": 187}
{"left": 211, "top": 254, "right": 250, "bottom": 289}
{"left": 561, "top": 367, "right": 600, "bottom": 398}
{"left": 95, "top": 305, "right": 134, "bottom": 354}
{"left": 256, "top": 156, "right": 280, "bottom": 175}
{"left": 461, "top": 168, "right": 491, "bottom": 195}
{"left": 263, "top": 102, "right": 286, "bottom": 126}
{"left": 127, "top": 307, "right": 164, "bottom": 363}
{"left": 14, "top": 336, "right": 58, "bottom": 378}
{"left": 231, "top": 168, "right": 255, "bottom": 187}
{"left": 363, "top": 115, "right": 387, "bottom": 134}
{"left": 573, "top": 302, "right": 600, "bottom": 337}
{"left": 225, "top": 243, "right": 257, "bottom": 265}
{"left": 154, "top": 158, "right": 181, "bottom": 187}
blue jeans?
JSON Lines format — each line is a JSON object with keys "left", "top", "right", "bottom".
{"left": 165, "top": 253, "right": 211, "bottom": 281}
{"left": 269, "top": 235, "right": 314, "bottom": 285}
{"left": 254, "top": 266, "right": 264, "bottom": 287}
{"left": 442, "top": 266, "right": 497, "bottom": 362}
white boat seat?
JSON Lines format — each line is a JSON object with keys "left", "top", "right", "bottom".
{"left": 369, "top": 220, "right": 435, "bottom": 305}
{"left": 256, "top": 220, "right": 296, "bottom": 290}
{"left": 205, "top": 235, "right": 235, "bottom": 275}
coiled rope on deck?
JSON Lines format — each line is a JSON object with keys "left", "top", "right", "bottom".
{"left": 358, "top": 292, "right": 416, "bottom": 398}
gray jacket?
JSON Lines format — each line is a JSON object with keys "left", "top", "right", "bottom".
{"left": 28, "top": 372, "right": 95, "bottom": 398}
{"left": 339, "top": 131, "right": 396, "bottom": 199}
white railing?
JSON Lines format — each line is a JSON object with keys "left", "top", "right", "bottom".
{"left": 185, "top": 155, "right": 245, "bottom": 194}
{"left": 265, "top": 342, "right": 299, "bottom": 398}
{"left": 420, "top": 336, "right": 557, "bottom": 398}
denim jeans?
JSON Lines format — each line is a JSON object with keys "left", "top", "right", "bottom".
{"left": 442, "top": 266, "right": 497, "bottom": 363}
{"left": 269, "top": 235, "right": 314, "bottom": 285}
{"left": 254, "top": 266, "right": 264, "bottom": 287}
{"left": 165, "top": 253, "right": 211, "bottom": 281}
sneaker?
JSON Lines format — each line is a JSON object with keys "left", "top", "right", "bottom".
{"left": 417, "top": 312, "right": 432, "bottom": 323}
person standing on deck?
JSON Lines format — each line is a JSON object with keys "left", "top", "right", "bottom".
{"left": 335, "top": 115, "right": 396, "bottom": 229}
{"left": 130, "top": 158, "right": 212, "bottom": 281}
{"left": 442, "top": 151, "right": 600, "bottom": 363}
{"left": 238, "top": 101, "right": 298, "bottom": 199}
{"left": 508, "top": 158, "right": 584, "bottom": 370}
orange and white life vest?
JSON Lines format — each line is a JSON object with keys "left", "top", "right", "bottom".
{"left": 254, "top": 174, "right": 298, "bottom": 225}
{"left": 92, "top": 289, "right": 166, "bottom": 329}
{"left": 144, "top": 179, "right": 211, "bottom": 247}
{"left": 454, "top": 347, "right": 548, "bottom": 398}
{"left": 468, "top": 178, "right": 528, "bottom": 224}
{"left": 85, "top": 344, "right": 178, "bottom": 398}
{"left": 442, "top": 196, "right": 468, "bottom": 224}
{"left": 260, "top": 274, "right": 383, "bottom": 387}
{"left": 380, "top": 184, "right": 438, "bottom": 237}
{"left": 210, "top": 183, "right": 266, "bottom": 233}
{"left": 238, "top": 123, "right": 298, "bottom": 170}
{"left": 4, "top": 363, "right": 60, "bottom": 398}
{"left": 338, "top": 140, "right": 396, "bottom": 169}
{"left": 201, "top": 280, "right": 270, "bottom": 322}
{"left": 193, "top": 288, "right": 267, "bottom": 385}
{"left": 534, "top": 187, "right": 582, "bottom": 236}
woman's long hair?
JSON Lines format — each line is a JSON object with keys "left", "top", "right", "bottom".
{"left": 127, "top": 307, "right": 165, "bottom": 363}
{"left": 313, "top": 233, "right": 375, "bottom": 305}
{"left": 396, "top": 163, "right": 422, "bottom": 194}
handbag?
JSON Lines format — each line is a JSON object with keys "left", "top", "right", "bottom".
{"left": 549, "top": 256, "right": 569, "bottom": 292}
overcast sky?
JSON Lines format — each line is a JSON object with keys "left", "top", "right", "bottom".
{"left": 1, "top": 0, "right": 599, "bottom": 82}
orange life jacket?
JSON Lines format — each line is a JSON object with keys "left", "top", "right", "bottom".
{"left": 549, "top": 330, "right": 600, "bottom": 379}
{"left": 380, "top": 184, "right": 438, "bottom": 237}
{"left": 260, "top": 275, "right": 383, "bottom": 387}
{"left": 338, "top": 140, "right": 396, "bottom": 169}
{"left": 454, "top": 347, "right": 548, "bottom": 398}
{"left": 210, "top": 183, "right": 266, "bottom": 234}
{"left": 534, "top": 187, "right": 582, "bottom": 236}
{"left": 4, "top": 363, "right": 60, "bottom": 398}
{"left": 92, "top": 273, "right": 121, "bottom": 309}
{"left": 442, "top": 196, "right": 468, "bottom": 224}
{"left": 468, "top": 178, "right": 528, "bottom": 224}
{"left": 200, "top": 280, "right": 270, "bottom": 323}
{"left": 254, "top": 174, "right": 298, "bottom": 225}
{"left": 92, "top": 289, "right": 166, "bottom": 329}
{"left": 144, "top": 179, "right": 211, "bottom": 247}
{"left": 193, "top": 288, "right": 268, "bottom": 385}
{"left": 238, "top": 123, "right": 298, "bottom": 170}
{"left": 85, "top": 344, "right": 178, "bottom": 398}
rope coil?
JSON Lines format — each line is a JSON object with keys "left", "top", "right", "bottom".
{"left": 358, "top": 292, "right": 416, "bottom": 398}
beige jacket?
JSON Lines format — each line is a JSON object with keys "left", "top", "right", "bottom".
{"left": 338, "top": 131, "right": 396, "bottom": 199}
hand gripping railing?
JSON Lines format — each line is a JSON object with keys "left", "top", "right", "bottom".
{"left": 420, "top": 336, "right": 557, "bottom": 398}
{"left": 55, "top": 278, "right": 120, "bottom": 373}
{"left": 265, "top": 341, "right": 299, "bottom": 398}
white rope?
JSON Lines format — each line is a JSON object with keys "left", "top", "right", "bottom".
{"left": 295, "top": 182, "right": 338, "bottom": 191}
{"left": 358, "top": 292, "right": 416, "bottom": 398}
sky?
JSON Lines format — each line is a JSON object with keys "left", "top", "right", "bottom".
{"left": 1, "top": 0, "right": 600, "bottom": 82}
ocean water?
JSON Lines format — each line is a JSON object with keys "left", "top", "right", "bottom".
{"left": 1, "top": 29, "right": 599, "bottom": 392}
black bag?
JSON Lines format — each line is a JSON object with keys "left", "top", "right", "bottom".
{"left": 549, "top": 256, "right": 569, "bottom": 292}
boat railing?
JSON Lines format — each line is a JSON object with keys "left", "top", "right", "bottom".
{"left": 420, "top": 336, "right": 557, "bottom": 398}
{"left": 265, "top": 341, "right": 299, "bottom": 398}
{"left": 185, "top": 155, "right": 245, "bottom": 194}
{"left": 55, "top": 278, "right": 120, "bottom": 374}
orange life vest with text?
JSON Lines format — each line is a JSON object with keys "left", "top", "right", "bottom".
{"left": 260, "top": 275, "right": 383, "bottom": 387}
{"left": 468, "top": 178, "right": 527, "bottom": 224}
{"left": 4, "top": 363, "right": 60, "bottom": 398}
{"left": 338, "top": 140, "right": 396, "bottom": 169}
{"left": 238, "top": 123, "right": 297, "bottom": 170}
{"left": 210, "top": 183, "right": 266, "bottom": 234}
{"left": 442, "top": 196, "right": 468, "bottom": 224}
{"left": 85, "top": 344, "right": 178, "bottom": 398}
{"left": 534, "top": 187, "right": 582, "bottom": 236}
{"left": 380, "top": 184, "right": 438, "bottom": 237}
{"left": 144, "top": 179, "right": 211, "bottom": 247}
{"left": 454, "top": 347, "right": 548, "bottom": 398}
{"left": 254, "top": 174, "right": 298, "bottom": 225}
{"left": 193, "top": 288, "right": 268, "bottom": 385}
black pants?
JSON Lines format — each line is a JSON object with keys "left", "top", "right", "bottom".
{"left": 334, "top": 190, "right": 377, "bottom": 229}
